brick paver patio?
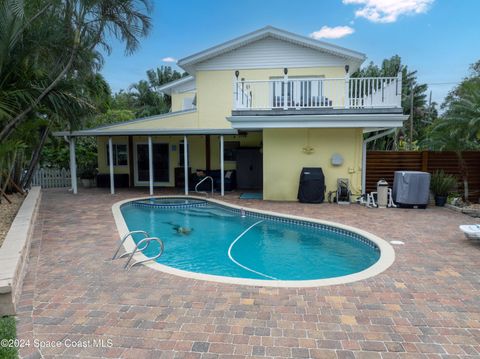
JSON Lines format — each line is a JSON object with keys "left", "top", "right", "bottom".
{"left": 15, "top": 188, "right": 480, "bottom": 358}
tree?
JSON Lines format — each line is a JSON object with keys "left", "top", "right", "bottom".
{"left": 421, "top": 60, "right": 480, "bottom": 201}
{"left": 0, "top": 0, "right": 153, "bottom": 142}
{"left": 109, "top": 66, "right": 187, "bottom": 118}
{"left": 353, "top": 55, "right": 431, "bottom": 150}
{"left": 0, "top": 0, "right": 153, "bottom": 191}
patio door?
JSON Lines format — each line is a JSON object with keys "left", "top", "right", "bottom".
{"left": 134, "top": 143, "right": 169, "bottom": 185}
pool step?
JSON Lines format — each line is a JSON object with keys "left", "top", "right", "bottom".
{"left": 180, "top": 207, "right": 236, "bottom": 218}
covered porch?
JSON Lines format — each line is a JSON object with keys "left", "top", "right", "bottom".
{"left": 55, "top": 128, "right": 263, "bottom": 197}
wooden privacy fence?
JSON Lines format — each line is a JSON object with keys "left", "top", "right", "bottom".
{"left": 366, "top": 151, "right": 480, "bottom": 200}
{"left": 31, "top": 168, "right": 71, "bottom": 188}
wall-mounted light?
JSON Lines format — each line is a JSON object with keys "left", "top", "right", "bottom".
{"left": 235, "top": 70, "right": 240, "bottom": 79}
{"left": 283, "top": 67, "right": 288, "bottom": 75}
{"left": 344, "top": 64, "right": 350, "bottom": 74}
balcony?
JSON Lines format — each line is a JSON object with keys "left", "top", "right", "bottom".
{"left": 232, "top": 74, "right": 402, "bottom": 113}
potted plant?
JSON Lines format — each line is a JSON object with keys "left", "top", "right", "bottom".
{"left": 78, "top": 164, "right": 97, "bottom": 188}
{"left": 430, "top": 170, "right": 457, "bottom": 206}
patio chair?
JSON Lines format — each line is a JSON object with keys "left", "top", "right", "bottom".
{"left": 459, "top": 224, "right": 480, "bottom": 240}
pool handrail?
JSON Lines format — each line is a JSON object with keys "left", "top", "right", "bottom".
{"left": 124, "top": 236, "right": 165, "bottom": 270}
{"left": 112, "top": 230, "right": 149, "bottom": 260}
{"left": 195, "top": 176, "right": 214, "bottom": 196}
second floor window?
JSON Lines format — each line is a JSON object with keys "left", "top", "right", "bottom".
{"left": 106, "top": 144, "right": 128, "bottom": 166}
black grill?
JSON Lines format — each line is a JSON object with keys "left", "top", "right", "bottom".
{"left": 297, "top": 167, "right": 325, "bottom": 203}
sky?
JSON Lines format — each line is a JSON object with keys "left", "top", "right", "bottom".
{"left": 101, "top": 0, "right": 480, "bottom": 107}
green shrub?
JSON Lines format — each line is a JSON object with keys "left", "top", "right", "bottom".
{"left": 430, "top": 170, "right": 457, "bottom": 197}
{"left": 0, "top": 316, "right": 17, "bottom": 359}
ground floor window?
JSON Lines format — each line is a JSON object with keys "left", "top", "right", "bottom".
{"left": 106, "top": 144, "right": 128, "bottom": 166}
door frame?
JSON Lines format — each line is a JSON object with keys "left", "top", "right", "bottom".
{"left": 133, "top": 141, "right": 171, "bottom": 186}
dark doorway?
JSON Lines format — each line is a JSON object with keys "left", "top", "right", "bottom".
{"left": 236, "top": 148, "right": 263, "bottom": 189}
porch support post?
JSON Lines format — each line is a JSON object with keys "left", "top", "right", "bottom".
{"left": 108, "top": 136, "right": 115, "bottom": 195}
{"left": 69, "top": 137, "right": 78, "bottom": 194}
{"left": 183, "top": 135, "right": 189, "bottom": 195}
{"left": 361, "top": 141, "right": 367, "bottom": 195}
{"left": 148, "top": 135, "right": 153, "bottom": 196}
{"left": 220, "top": 135, "right": 224, "bottom": 196}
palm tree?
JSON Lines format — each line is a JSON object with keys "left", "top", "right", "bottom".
{"left": 353, "top": 55, "right": 429, "bottom": 150}
{"left": 0, "top": 0, "right": 153, "bottom": 142}
{"left": 422, "top": 68, "right": 480, "bottom": 201}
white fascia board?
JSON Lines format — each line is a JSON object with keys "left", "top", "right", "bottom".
{"left": 53, "top": 128, "right": 238, "bottom": 137}
{"left": 227, "top": 114, "right": 407, "bottom": 129}
{"left": 157, "top": 76, "right": 195, "bottom": 95}
{"left": 178, "top": 26, "right": 366, "bottom": 74}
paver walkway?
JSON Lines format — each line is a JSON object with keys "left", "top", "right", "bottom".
{"left": 16, "top": 188, "right": 480, "bottom": 358}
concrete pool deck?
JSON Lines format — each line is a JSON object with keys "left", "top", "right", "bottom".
{"left": 16, "top": 188, "right": 480, "bottom": 358}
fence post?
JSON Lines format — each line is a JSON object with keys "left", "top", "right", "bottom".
{"left": 422, "top": 151, "right": 429, "bottom": 172}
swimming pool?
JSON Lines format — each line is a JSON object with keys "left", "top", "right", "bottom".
{"left": 113, "top": 197, "right": 394, "bottom": 287}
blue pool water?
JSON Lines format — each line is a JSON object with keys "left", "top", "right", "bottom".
{"left": 120, "top": 198, "right": 380, "bottom": 281}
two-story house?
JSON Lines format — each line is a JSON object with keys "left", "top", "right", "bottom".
{"left": 56, "top": 26, "right": 406, "bottom": 201}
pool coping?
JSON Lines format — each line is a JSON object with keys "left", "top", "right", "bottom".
{"left": 111, "top": 195, "right": 395, "bottom": 288}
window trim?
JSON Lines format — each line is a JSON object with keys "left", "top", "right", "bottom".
{"left": 106, "top": 143, "right": 129, "bottom": 167}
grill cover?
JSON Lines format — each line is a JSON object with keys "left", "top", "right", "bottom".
{"left": 297, "top": 167, "right": 325, "bottom": 203}
{"left": 392, "top": 171, "right": 431, "bottom": 206}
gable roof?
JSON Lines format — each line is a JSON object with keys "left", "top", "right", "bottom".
{"left": 178, "top": 26, "right": 366, "bottom": 74}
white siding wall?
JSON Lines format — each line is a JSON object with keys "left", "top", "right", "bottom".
{"left": 195, "top": 37, "right": 347, "bottom": 71}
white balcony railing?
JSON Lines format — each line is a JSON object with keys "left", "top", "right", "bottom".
{"left": 233, "top": 73, "right": 402, "bottom": 111}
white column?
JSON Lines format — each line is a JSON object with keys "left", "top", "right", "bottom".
{"left": 108, "top": 136, "right": 115, "bottom": 195}
{"left": 361, "top": 141, "right": 367, "bottom": 195}
{"left": 183, "top": 135, "right": 189, "bottom": 195}
{"left": 345, "top": 73, "right": 350, "bottom": 109}
{"left": 283, "top": 73, "right": 288, "bottom": 110}
{"left": 220, "top": 135, "right": 224, "bottom": 196}
{"left": 69, "top": 137, "right": 78, "bottom": 194}
{"left": 148, "top": 136, "right": 153, "bottom": 196}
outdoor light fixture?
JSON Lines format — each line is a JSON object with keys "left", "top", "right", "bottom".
{"left": 344, "top": 64, "right": 350, "bottom": 74}
{"left": 235, "top": 70, "right": 239, "bottom": 78}
{"left": 284, "top": 68, "right": 288, "bottom": 75}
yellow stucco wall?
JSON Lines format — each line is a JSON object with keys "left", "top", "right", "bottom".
{"left": 94, "top": 66, "right": 359, "bottom": 196}
{"left": 262, "top": 128, "right": 363, "bottom": 201}
{"left": 171, "top": 91, "right": 196, "bottom": 112}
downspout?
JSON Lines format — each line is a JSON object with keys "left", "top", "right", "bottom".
{"left": 362, "top": 128, "right": 395, "bottom": 195}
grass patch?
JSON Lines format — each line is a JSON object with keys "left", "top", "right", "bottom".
{"left": 0, "top": 316, "right": 17, "bottom": 359}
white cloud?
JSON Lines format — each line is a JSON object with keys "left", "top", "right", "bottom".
{"left": 343, "top": 0, "right": 434, "bottom": 23}
{"left": 162, "top": 57, "right": 177, "bottom": 63}
{"left": 309, "top": 26, "right": 355, "bottom": 39}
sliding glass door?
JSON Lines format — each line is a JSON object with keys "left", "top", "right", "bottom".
{"left": 135, "top": 143, "right": 169, "bottom": 185}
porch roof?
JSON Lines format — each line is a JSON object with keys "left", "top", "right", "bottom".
{"left": 53, "top": 128, "right": 238, "bottom": 137}
{"left": 53, "top": 108, "right": 237, "bottom": 137}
